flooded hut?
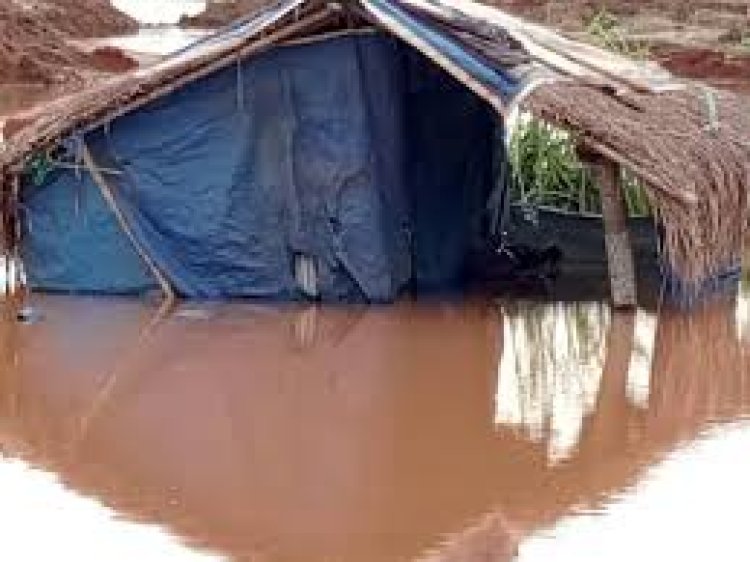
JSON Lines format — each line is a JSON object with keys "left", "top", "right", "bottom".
{"left": 1, "top": 0, "right": 749, "bottom": 305}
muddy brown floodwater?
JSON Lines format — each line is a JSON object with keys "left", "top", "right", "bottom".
{"left": 1, "top": 293, "right": 750, "bottom": 561}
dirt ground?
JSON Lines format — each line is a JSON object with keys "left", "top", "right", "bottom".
{"left": 0, "top": 0, "right": 136, "bottom": 90}
{"left": 517, "top": 0, "right": 750, "bottom": 94}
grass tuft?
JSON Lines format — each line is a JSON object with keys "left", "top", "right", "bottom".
{"left": 584, "top": 8, "right": 651, "bottom": 60}
{"left": 508, "top": 114, "right": 651, "bottom": 217}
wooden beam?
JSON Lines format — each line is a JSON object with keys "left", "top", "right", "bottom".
{"left": 591, "top": 159, "right": 637, "bottom": 309}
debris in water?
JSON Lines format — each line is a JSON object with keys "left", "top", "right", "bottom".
{"left": 16, "top": 305, "right": 43, "bottom": 324}
{"left": 174, "top": 307, "right": 215, "bottom": 321}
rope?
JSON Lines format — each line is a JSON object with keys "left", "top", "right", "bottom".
{"left": 236, "top": 57, "right": 245, "bottom": 112}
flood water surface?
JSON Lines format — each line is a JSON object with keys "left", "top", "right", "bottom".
{"left": 1, "top": 295, "right": 750, "bottom": 561}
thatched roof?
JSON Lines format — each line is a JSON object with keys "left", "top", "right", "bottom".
{"left": 528, "top": 83, "right": 750, "bottom": 303}
{"left": 1, "top": 0, "right": 749, "bottom": 302}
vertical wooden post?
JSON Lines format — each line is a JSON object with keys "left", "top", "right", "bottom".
{"left": 594, "top": 159, "right": 637, "bottom": 308}
{"left": 0, "top": 172, "right": 10, "bottom": 305}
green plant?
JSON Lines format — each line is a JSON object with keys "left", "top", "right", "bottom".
{"left": 510, "top": 117, "right": 593, "bottom": 213}
{"left": 719, "top": 25, "right": 750, "bottom": 50}
{"left": 508, "top": 115, "right": 651, "bottom": 217}
{"left": 584, "top": 8, "right": 651, "bottom": 60}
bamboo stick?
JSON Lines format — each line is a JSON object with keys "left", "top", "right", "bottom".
{"left": 279, "top": 26, "right": 378, "bottom": 47}
{"left": 1, "top": 173, "right": 9, "bottom": 302}
{"left": 11, "top": 174, "right": 28, "bottom": 307}
{"left": 81, "top": 144, "right": 176, "bottom": 304}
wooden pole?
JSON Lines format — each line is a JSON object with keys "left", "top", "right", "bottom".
{"left": 10, "top": 174, "right": 29, "bottom": 308}
{"left": 0, "top": 173, "right": 10, "bottom": 304}
{"left": 591, "top": 158, "right": 637, "bottom": 308}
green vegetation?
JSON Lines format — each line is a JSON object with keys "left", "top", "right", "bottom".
{"left": 584, "top": 9, "right": 651, "bottom": 60}
{"left": 719, "top": 25, "right": 750, "bottom": 51}
{"left": 25, "top": 153, "right": 54, "bottom": 187}
{"left": 508, "top": 115, "right": 651, "bottom": 217}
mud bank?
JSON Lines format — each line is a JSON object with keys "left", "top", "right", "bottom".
{"left": 655, "top": 46, "right": 750, "bottom": 93}
{"left": 0, "top": 1, "right": 137, "bottom": 87}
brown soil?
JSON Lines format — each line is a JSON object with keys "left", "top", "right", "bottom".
{"left": 181, "top": 0, "right": 269, "bottom": 28}
{"left": 22, "top": 0, "right": 137, "bottom": 38}
{"left": 0, "top": 0, "right": 137, "bottom": 86}
{"left": 655, "top": 46, "right": 750, "bottom": 93}
{"left": 88, "top": 45, "right": 139, "bottom": 73}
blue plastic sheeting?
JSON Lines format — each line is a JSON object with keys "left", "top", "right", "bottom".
{"left": 21, "top": 166, "right": 155, "bottom": 295}
{"left": 402, "top": 46, "right": 496, "bottom": 290}
{"left": 22, "top": 33, "right": 497, "bottom": 301}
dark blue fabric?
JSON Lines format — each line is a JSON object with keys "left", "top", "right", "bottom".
{"left": 22, "top": 34, "right": 498, "bottom": 301}
{"left": 402, "top": 46, "right": 497, "bottom": 290}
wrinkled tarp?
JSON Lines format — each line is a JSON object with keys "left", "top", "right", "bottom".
{"left": 22, "top": 33, "right": 497, "bottom": 301}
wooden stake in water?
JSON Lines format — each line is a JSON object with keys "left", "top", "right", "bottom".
{"left": 592, "top": 159, "right": 637, "bottom": 308}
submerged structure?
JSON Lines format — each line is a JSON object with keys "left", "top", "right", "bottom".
{"left": 1, "top": 0, "right": 749, "bottom": 304}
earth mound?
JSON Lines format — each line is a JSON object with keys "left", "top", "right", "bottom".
{"left": 0, "top": 0, "right": 137, "bottom": 86}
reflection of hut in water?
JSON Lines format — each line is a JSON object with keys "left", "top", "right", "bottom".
{"left": 1, "top": 0, "right": 749, "bottom": 307}
{"left": 496, "top": 301, "right": 611, "bottom": 461}
{"left": 494, "top": 297, "right": 750, "bottom": 478}
{"left": 0, "top": 299, "right": 512, "bottom": 561}
{"left": 1, "top": 297, "right": 749, "bottom": 560}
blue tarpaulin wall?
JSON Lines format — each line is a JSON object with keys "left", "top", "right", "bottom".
{"left": 22, "top": 33, "right": 498, "bottom": 301}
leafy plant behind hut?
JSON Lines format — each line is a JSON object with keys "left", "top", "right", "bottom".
{"left": 509, "top": 114, "right": 651, "bottom": 217}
